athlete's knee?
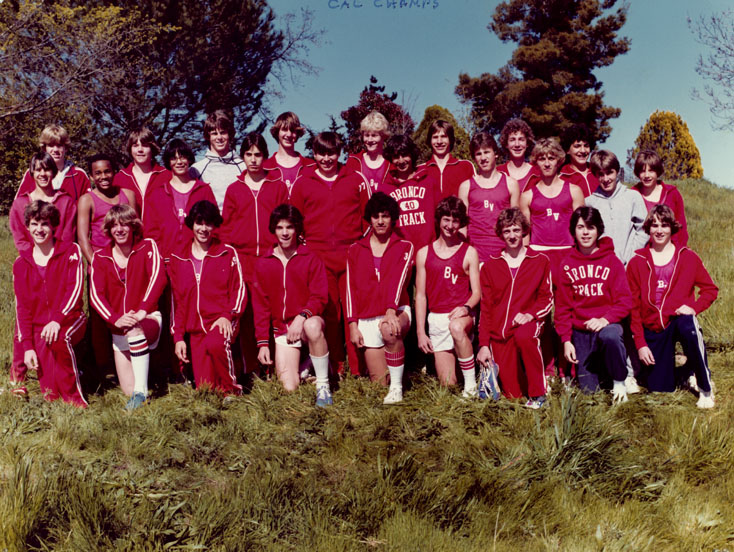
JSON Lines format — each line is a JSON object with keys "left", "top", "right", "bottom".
{"left": 303, "top": 317, "right": 324, "bottom": 341}
{"left": 448, "top": 319, "right": 468, "bottom": 341}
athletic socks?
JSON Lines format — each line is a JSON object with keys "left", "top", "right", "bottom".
{"left": 310, "top": 353, "right": 330, "bottom": 389}
{"left": 127, "top": 334, "right": 150, "bottom": 396}
{"left": 458, "top": 355, "right": 477, "bottom": 392}
{"left": 385, "top": 349, "right": 405, "bottom": 390}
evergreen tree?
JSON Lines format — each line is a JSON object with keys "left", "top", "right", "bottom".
{"left": 628, "top": 111, "right": 703, "bottom": 180}
{"left": 412, "top": 105, "right": 471, "bottom": 163}
{"left": 456, "top": 0, "right": 629, "bottom": 144}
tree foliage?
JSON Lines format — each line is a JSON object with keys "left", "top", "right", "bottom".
{"left": 412, "top": 105, "right": 471, "bottom": 162}
{"left": 689, "top": 10, "right": 734, "bottom": 130}
{"left": 456, "top": 0, "right": 629, "bottom": 144}
{"left": 628, "top": 111, "right": 703, "bottom": 180}
{"left": 340, "top": 76, "right": 415, "bottom": 155}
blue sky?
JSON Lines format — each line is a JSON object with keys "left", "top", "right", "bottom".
{"left": 265, "top": 0, "right": 734, "bottom": 188}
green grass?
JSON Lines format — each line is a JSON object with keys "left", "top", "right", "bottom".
{"left": 1, "top": 179, "right": 733, "bottom": 551}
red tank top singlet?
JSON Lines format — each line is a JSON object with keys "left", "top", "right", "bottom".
{"left": 467, "top": 175, "right": 511, "bottom": 262}
{"left": 424, "top": 241, "right": 471, "bottom": 313}
{"left": 90, "top": 190, "right": 130, "bottom": 250}
{"left": 529, "top": 180, "right": 574, "bottom": 247}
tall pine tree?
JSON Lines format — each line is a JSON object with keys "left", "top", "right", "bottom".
{"left": 456, "top": 0, "right": 629, "bottom": 144}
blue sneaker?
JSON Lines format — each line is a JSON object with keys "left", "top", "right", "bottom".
{"left": 315, "top": 386, "right": 333, "bottom": 407}
{"left": 478, "top": 361, "right": 501, "bottom": 400}
{"left": 525, "top": 395, "right": 546, "bottom": 409}
{"left": 125, "top": 392, "right": 147, "bottom": 411}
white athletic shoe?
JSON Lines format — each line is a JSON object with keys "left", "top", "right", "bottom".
{"left": 624, "top": 376, "right": 641, "bottom": 394}
{"left": 383, "top": 387, "right": 403, "bottom": 405}
{"left": 462, "top": 386, "right": 478, "bottom": 399}
{"left": 612, "top": 381, "right": 628, "bottom": 405}
{"left": 684, "top": 374, "right": 700, "bottom": 393}
{"left": 696, "top": 390, "right": 715, "bottom": 409}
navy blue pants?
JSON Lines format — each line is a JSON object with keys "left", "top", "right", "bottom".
{"left": 572, "top": 323, "right": 627, "bottom": 393}
{"left": 643, "top": 315, "right": 711, "bottom": 393}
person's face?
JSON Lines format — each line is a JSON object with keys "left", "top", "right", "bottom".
{"left": 32, "top": 164, "right": 54, "bottom": 189}
{"left": 649, "top": 216, "right": 672, "bottom": 247}
{"left": 131, "top": 140, "right": 152, "bottom": 166}
{"left": 243, "top": 145, "right": 264, "bottom": 174}
{"left": 431, "top": 129, "right": 450, "bottom": 157}
{"left": 371, "top": 211, "right": 393, "bottom": 237}
{"left": 597, "top": 168, "right": 619, "bottom": 193}
{"left": 501, "top": 223, "right": 524, "bottom": 249}
{"left": 568, "top": 140, "right": 591, "bottom": 167}
{"left": 473, "top": 146, "right": 496, "bottom": 173}
{"left": 110, "top": 220, "right": 133, "bottom": 246}
{"left": 209, "top": 128, "right": 230, "bottom": 156}
{"left": 392, "top": 153, "right": 413, "bottom": 176}
{"left": 192, "top": 220, "right": 215, "bottom": 246}
{"left": 536, "top": 153, "right": 560, "bottom": 178}
{"left": 275, "top": 219, "right": 297, "bottom": 249}
{"left": 362, "top": 130, "right": 384, "bottom": 153}
{"left": 91, "top": 160, "right": 115, "bottom": 191}
{"left": 28, "top": 218, "right": 53, "bottom": 247}
{"left": 507, "top": 131, "right": 528, "bottom": 160}
{"left": 170, "top": 153, "right": 190, "bottom": 178}
{"left": 439, "top": 215, "right": 461, "bottom": 239}
{"left": 44, "top": 143, "right": 67, "bottom": 167}
{"left": 638, "top": 164, "right": 659, "bottom": 189}
{"left": 575, "top": 219, "right": 599, "bottom": 251}
{"left": 314, "top": 151, "right": 339, "bottom": 175}
{"left": 278, "top": 127, "right": 299, "bottom": 148}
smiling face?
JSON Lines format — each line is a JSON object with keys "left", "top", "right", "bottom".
{"left": 439, "top": 215, "right": 461, "bottom": 240}
{"left": 638, "top": 164, "right": 659, "bottom": 189}
{"left": 28, "top": 218, "right": 53, "bottom": 247}
{"left": 314, "top": 151, "right": 338, "bottom": 177}
{"left": 275, "top": 219, "right": 297, "bottom": 250}
{"left": 192, "top": 220, "right": 215, "bottom": 247}
{"left": 567, "top": 140, "right": 591, "bottom": 169}
{"left": 131, "top": 140, "right": 152, "bottom": 166}
{"left": 536, "top": 153, "right": 561, "bottom": 179}
{"left": 501, "top": 223, "right": 524, "bottom": 250}
{"left": 91, "top": 160, "right": 115, "bottom": 192}
{"left": 507, "top": 131, "right": 528, "bottom": 161}
{"left": 392, "top": 153, "right": 413, "bottom": 177}
{"left": 370, "top": 211, "right": 393, "bottom": 237}
{"left": 574, "top": 219, "right": 599, "bottom": 252}
{"left": 169, "top": 153, "right": 190, "bottom": 178}
{"left": 649, "top": 215, "right": 672, "bottom": 248}
{"left": 44, "top": 143, "right": 67, "bottom": 170}
{"left": 362, "top": 130, "right": 384, "bottom": 154}
{"left": 597, "top": 168, "right": 618, "bottom": 194}
{"left": 473, "top": 146, "right": 496, "bottom": 174}
{"left": 209, "top": 128, "right": 230, "bottom": 156}
{"left": 32, "top": 165, "right": 54, "bottom": 190}
{"left": 110, "top": 220, "right": 133, "bottom": 247}
{"left": 430, "top": 129, "right": 450, "bottom": 157}
{"left": 278, "top": 127, "right": 299, "bottom": 149}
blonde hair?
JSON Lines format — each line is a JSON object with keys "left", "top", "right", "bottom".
{"left": 39, "top": 124, "right": 70, "bottom": 148}
{"left": 360, "top": 111, "right": 391, "bottom": 138}
{"left": 529, "top": 137, "right": 565, "bottom": 165}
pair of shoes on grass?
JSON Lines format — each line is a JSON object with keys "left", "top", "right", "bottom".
{"left": 125, "top": 392, "right": 147, "bottom": 411}
{"left": 315, "top": 385, "right": 333, "bottom": 407}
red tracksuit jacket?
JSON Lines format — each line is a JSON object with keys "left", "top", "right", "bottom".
{"left": 17, "top": 164, "right": 90, "bottom": 203}
{"left": 9, "top": 190, "right": 76, "bottom": 253}
{"left": 168, "top": 239, "right": 246, "bottom": 342}
{"left": 345, "top": 232, "right": 414, "bottom": 323}
{"left": 90, "top": 239, "right": 167, "bottom": 333}
{"left": 220, "top": 170, "right": 289, "bottom": 271}
{"left": 632, "top": 181, "right": 689, "bottom": 247}
{"left": 478, "top": 249, "right": 553, "bottom": 346}
{"left": 559, "top": 164, "right": 599, "bottom": 197}
{"left": 251, "top": 244, "right": 328, "bottom": 346}
{"left": 142, "top": 179, "right": 216, "bottom": 261}
{"left": 289, "top": 165, "right": 370, "bottom": 253}
{"left": 418, "top": 154, "right": 475, "bottom": 200}
{"left": 112, "top": 163, "right": 170, "bottom": 217}
{"left": 13, "top": 241, "right": 85, "bottom": 352}
{"left": 626, "top": 245, "right": 718, "bottom": 349}
{"left": 554, "top": 237, "right": 633, "bottom": 342}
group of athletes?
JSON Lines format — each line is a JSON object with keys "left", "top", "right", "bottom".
{"left": 8, "top": 108, "right": 718, "bottom": 410}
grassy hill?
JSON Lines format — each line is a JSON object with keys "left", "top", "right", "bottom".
{"left": 0, "top": 179, "right": 732, "bottom": 551}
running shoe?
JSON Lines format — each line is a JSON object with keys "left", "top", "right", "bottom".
{"left": 462, "top": 385, "right": 478, "bottom": 399}
{"left": 315, "top": 386, "right": 333, "bottom": 407}
{"left": 525, "top": 395, "right": 546, "bottom": 409}
{"left": 383, "top": 387, "right": 403, "bottom": 405}
{"left": 624, "top": 375, "right": 641, "bottom": 394}
{"left": 125, "top": 392, "right": 147, "bottom": 411}
{"left": 612, "top": 381, "right": 629, "bottom": 405}
{"left": 697, "top": 390, "right": 715, "bottom": 409}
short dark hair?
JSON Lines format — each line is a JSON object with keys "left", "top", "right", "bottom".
{"left": 588, "top": 150, "right": 620, "bottom": 177}
{"left": 239, "top": 132, "right": 269, "bottom": 159}
{"left": 185, "top": 200, "right": 222, "bottom": 229}
{"left": 494, "top": 207, "right": 530, "bottom": 238}
{"left": 24, "top": 200, "right": 60, "bottom": 228}
{"left": 634, "top": 149, "right": 664, "bottom": 179}
{"left": 364, "top": 191, "right": 399, "bottom": 226}
{"left": 561, "top": 124, "right": 596, "bottom": 152}
{"left": 29, "top": 152, "right": 59, "bottom": 178}
{"left": 162, "top": 138, "right": 196, "bottom": 170}
{"left": 643, "top": 204, "right": 681, "bottom": 235}
{"left": 427, "top": 120, "right": 455, "bottom": 151}
{"left": 469, "top": 131, "right": 500, "bottom": 158}
{"left": 312, "top": 132, "right": 344, "bottom": 156}
{"left": 125, "top": 127, "right": 160, "bottom": 161}
{"left": 270, "top": 111, "right": 305, "bottom": 141}
{"left": 570, "top": 206, "right": 605, "bottom": 243}
{"left": 87, "top": 153, "right": 118, "bottom": 174}
{"left": 434, "top": 196, "right": 469, "bottom": 235}
{"left": 102, "top": 204, "right": 143, "bottom": 241}
{"left": 384, "top": 134, "right": 419, "bottom": 169}
{"left": 203, "top": 109, "right": 235, "bottom": 149}
{"left": 499, "top": 118, "right": 535, "bottom": 153}
{"left": 269, "top": 203, "right": 304, "bottom": 237}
